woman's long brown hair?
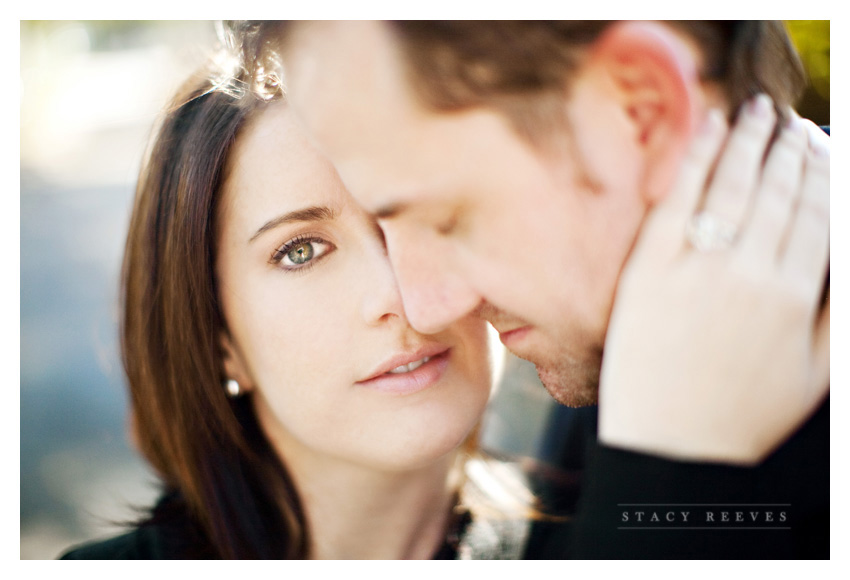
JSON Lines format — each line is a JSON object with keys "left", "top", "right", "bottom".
{"left": 121, "top": 64, "right": 308, "bottom": 558}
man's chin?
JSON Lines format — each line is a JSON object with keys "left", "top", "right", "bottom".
{"left": 535, "top": 362, "right": 600, "bottom": 408}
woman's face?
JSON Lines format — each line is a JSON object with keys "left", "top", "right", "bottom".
{"left": 216, "top": 102, "right": 493, "bottom": 471}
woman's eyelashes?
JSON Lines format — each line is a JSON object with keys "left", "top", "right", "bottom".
{"left": 271, "top": 234, "right": 336, "bottom": 272}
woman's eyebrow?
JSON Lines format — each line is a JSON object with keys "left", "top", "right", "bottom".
{"left": 249, "top": 205, "right": 337, "bottom": 243}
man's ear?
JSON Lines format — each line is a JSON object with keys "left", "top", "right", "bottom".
{"left": 220, "top": 331, "right": 254, "bottom": 393}
{"left": 589, "top": 21, "right": 704, "bottom": 204}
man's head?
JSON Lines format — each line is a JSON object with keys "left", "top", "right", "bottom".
{"left": 228, "top": 20, "right": 805, "bottom": 406}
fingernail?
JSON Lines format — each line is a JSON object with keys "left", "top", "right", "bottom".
{"left": 746, "top": 93, "right": 774, "bottom": 119}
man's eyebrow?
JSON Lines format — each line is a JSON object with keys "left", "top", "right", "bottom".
{"left": 249, "top": 205, "right": 337, "bottom": 243}
{"left": 373, "top": 202, "right": 407, "bottom": 220}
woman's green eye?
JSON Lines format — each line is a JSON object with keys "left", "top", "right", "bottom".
{"left": 287, "top": 242, "right": 314, "bottom": 265}
{"left": 273, "top": 237, "right": 334, "bottom": 271}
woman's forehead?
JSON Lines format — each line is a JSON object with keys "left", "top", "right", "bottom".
{"left": 218, "top": 103, "right": 351, "bottom": 236}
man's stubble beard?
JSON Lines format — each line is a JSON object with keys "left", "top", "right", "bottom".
{"left": 534, "top": 349, "right": 602, "bottom": 408}
{"left": 477, "top": 301, "right": 604, "bottom": 407}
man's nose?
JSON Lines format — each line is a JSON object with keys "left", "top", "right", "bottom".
{"left": 385, "top": 232, "right": 482, "bottom": 335}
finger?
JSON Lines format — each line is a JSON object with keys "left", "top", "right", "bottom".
{"left": 789, "top": 108, "right": 830, "bottom": 157}
{"left": 738, "top": 117, "right": 808, "bottom": 259}
{"left": 803, "top": 118, "right": 830, "bottom": 158}
{"left": 700, "top": 94, "right": 776, "bottom": 225}
{"left": 779, "top": 148, "right": 830, "bottom": 300}
{"left": 637, "top": 109, "right": 727, "bottom": 258}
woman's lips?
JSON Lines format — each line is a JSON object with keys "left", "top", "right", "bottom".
{"left": 356, "top": 349, "right": 450, "bottom": 395}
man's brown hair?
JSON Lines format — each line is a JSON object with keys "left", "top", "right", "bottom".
{"left": 227, "top": 20, "right": 806, "bottom": 143}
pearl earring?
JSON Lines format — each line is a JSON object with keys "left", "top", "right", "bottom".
{"left": 225, "top": 379, "right": 241, "bottom": 398}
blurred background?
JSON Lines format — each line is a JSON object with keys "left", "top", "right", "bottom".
{"left": 19, "top": 20, "right": 829, "bottom": 559}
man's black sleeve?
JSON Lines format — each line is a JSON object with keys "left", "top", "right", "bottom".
{"left": 527, "top": 398, "right": 828, "bottom": 559}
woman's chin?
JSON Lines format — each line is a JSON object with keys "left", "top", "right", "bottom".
{"left": 360, "top": 425, "right": 475, "bottom": 474}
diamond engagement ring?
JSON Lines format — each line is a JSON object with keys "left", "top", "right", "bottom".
{"left": 685, "top": 212, "right": 738, "bottom": 252}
